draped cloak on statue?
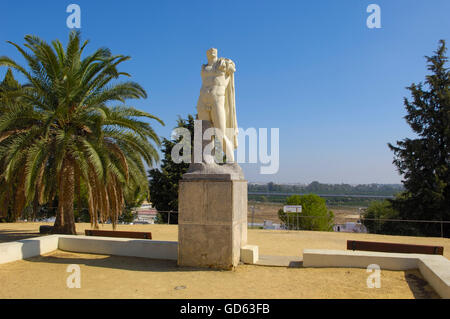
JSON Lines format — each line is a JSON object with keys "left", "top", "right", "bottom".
{"left": 222, "top": 58, "right": 238, "bottom": 150}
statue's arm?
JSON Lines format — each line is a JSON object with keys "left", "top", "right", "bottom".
{"left": 218, "top": 58, "right": 236, "bottom": 75}
{"left": 225, "top": 59, "right": 236, "bottom": 75}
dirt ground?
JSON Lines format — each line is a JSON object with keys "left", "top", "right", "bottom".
{"left": 0, "top": 250, "right": 439, "bottom": 299}
{"left": 0, "top": 222, "right": 448, "bottom": 299}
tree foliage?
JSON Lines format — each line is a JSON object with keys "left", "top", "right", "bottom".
{"left": 388, "top": 40, "right": 450, "bottom": 237}
{"left": 0, "top": 69, "right": 25, "bottom": 222}
{"left": 361, "top": 197, "right": 416, "bottom": 235}
{"left": 0, "top": 31, "right": 163, "bottom": 233}
{"left": 278, "top": 194, "right": 334, "bottom": 231}
{"left": 148, "top": 114, "right": 194, "bottom": 224}
{"left": 249, "top": 181, "right": 403, "bottom": 196}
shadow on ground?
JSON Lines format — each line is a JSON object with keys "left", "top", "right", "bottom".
{"left": 404, "top": 270, "right": 441, "bottom": 299}
{"left": 23, "top": 251, "right": 227, "bottom": 273}
{"left": 0, "top": 230, "right": 42, "bottom": 243}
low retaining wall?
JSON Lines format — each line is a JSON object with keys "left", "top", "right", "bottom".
{"left": 0, "top": 235, "right": 59, "bottom": 264}
{"left": 418, "top": 256, "right": 450, "bottom": 299}
{"left": 58, "top": 235, "right": 178, "bottom": 260}
{"left": 303, "top": 249, "right": 419, "bottom": 270}
{"left": 0, "top": 235, "right": 178, "bottom": 265}
{"left": 303, "top": 249, "right": 450, "bottom": 299}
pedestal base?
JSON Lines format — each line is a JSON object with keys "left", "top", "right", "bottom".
{"left": 178, "top": 176, "right": 247, "bottom": 269}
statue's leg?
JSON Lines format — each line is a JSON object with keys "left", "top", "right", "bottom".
{"left": 197, "top": 95, "right": 212, "bottom": 122}
{"left": 197, "top": 95, "right": 217, "bottom": 163}
{"left": 211, "top": 96, "right": 235, "bottom": 162}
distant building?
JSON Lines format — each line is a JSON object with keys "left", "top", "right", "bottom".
{"left": 133, "top": 201, "right": 157, "bottom": 224}
{"left": 334, "top": 221, "right": 367, "bottom": 233}
{"left": 248, "top": 220, "right": 282, "bottom": 230}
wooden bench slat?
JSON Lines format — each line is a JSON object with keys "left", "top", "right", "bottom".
{"left": 347, "top": 240, "right": 443, "bottom": 255}
{"left": 85, "top": 229, "right": 152, "bottom": 240}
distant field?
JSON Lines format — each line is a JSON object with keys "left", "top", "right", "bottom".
{"left": 247, "top": 201, "right": 361, "bottom": 224}
{"left": 248, "top": 194, "right": 385, "bottom": 207}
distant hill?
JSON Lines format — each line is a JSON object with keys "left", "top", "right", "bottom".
{"left": 248, "top": 181, "right": 404, "bottom": 197}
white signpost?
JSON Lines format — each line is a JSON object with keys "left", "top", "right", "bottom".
{"left": 283, "top": 205, "right": 302, "bottom": 230}
{"left": 283, "top": 205, "right": 302, "bottom": 213}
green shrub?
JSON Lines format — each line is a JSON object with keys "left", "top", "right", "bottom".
{"left": 278, "top": 194, "right": 334, "bottom": 231}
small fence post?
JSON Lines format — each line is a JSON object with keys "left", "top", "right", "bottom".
{"left": 251, "top": 205, "right": 255, "bottom": 228}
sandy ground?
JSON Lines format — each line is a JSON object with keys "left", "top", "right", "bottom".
{"left": 0, "top": 250, "right": 439, "bottom": 299}
{"left": 0, "top": 222, "right": 447, "bottom": 299}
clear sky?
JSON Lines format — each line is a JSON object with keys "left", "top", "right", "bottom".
{"left": 2, "top": 0, "right": 450, "bottom": 184}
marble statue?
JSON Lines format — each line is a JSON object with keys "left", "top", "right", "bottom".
{"left": 178, "top": 48, "right": 248, "bottom": 270}
{"left": 196, "top": 48, "right": 238, "bottom": 162}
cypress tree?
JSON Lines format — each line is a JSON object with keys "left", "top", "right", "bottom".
{"left": 388, "top": 40, "right": 450, "bottom": 237}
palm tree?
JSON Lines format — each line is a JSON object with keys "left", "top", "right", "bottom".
{"left": 0, "top": 69, "right": 29, "bottom": 220}
{"left": 0, "top": 31, "right": 163, "bottom": 234}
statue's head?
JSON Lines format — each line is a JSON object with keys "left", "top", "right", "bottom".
{"left": 206, "top": 48, "right": 218, "bottom": 59}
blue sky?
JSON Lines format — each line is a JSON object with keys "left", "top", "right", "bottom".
{"left": 1, "top": 0, "right": 449, "bottom": 184}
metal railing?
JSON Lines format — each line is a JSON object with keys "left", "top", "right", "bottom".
{"left": 154, "top": 210, "right": 449, "bottom": 237}
{"left": 248, "top": 192, "right": 395, "bottom": 199}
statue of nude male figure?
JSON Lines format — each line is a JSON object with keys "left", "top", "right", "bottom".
{"left": 196, "top": 48, "right": 238, "bottom": 162}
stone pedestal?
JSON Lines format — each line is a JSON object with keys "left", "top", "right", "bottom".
{"left": 177, "top": 120, "right": 247, "bottom": 269}
{"left": 178, "top": 177, "right": 247, "bottom": 269}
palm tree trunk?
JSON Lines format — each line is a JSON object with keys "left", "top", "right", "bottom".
{"left": 14, "top": 170, "right": 26, "bottom": 220}
{"left": 32, "top": 193, "right": 39, "bottom": 222}
{"left": 52, "top": 157, "right": 76, "bottom": 234}
{"left": 75, "top": 164, "right": 81, "bottom": 221}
